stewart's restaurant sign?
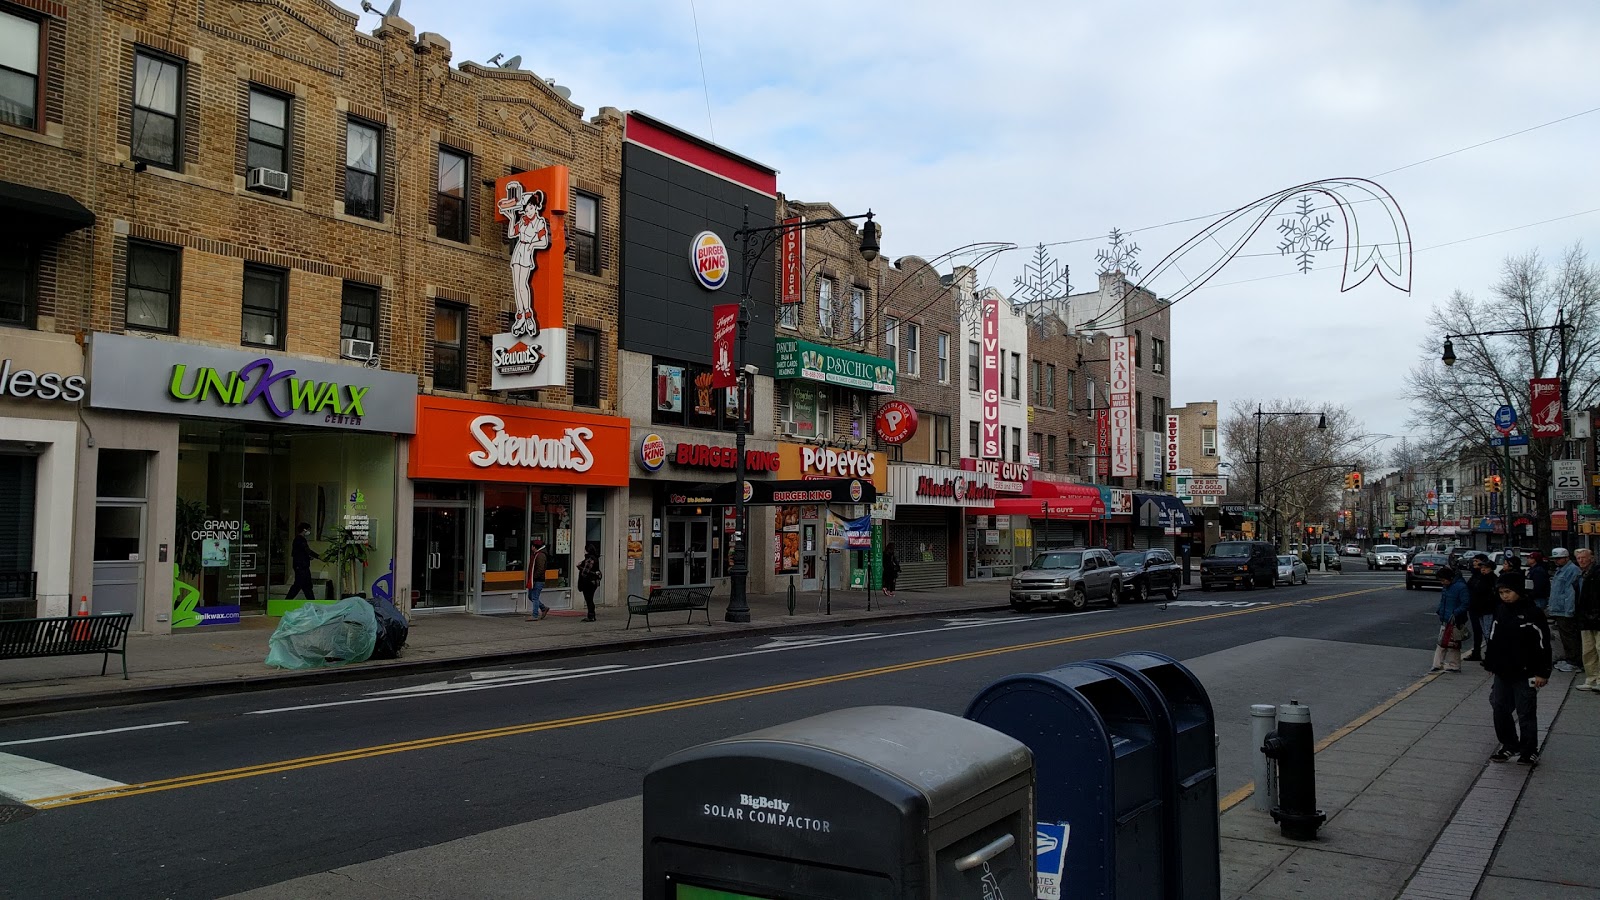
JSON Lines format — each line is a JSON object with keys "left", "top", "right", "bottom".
{"left": 87, "top": 333, "right": 418, "bottom": 433}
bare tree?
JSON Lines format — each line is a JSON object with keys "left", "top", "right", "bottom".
{"left": 1222, "top": 398, "right": 1366, "bottom": 547}
{"left": 1404, "top": 244, "right": 1600, "bottom": 547}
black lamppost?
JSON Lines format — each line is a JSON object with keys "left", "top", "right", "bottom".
{"left": 1441, "top": 311, "right": 1573, "bottom": 550}
{"left": 1253, "top": 405, "right": 1327, "bottom": 507}
{"left": 723, "top": 206, "right": 878, "bottom": 623}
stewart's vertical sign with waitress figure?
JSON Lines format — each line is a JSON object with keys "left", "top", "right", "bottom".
{"left": 491, "top": 166, "right": 569, "bottom": 391}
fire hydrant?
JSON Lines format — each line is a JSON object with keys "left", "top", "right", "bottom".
{"left": 1261, "top": 700, "right": 1326, "bottom": 840}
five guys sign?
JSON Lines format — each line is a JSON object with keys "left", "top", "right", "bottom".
{"left": 981, "top": 295, "right": 1001, "bottom": 457}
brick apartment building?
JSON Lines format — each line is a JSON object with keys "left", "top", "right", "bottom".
{"left": 0, "top": 0, "right": 630, "bottom": 629}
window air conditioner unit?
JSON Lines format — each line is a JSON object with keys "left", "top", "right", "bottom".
{"left": 340, "top": 338, "right": 375, "bottom": 361}
{"left": 247, "top": 167, "right": 290, "bottom": 194}
{"left": 1152, "top": 363, "right": 1164, "bottom": 374}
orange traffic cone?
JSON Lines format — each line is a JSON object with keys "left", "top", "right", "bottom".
{"left": 71, "top": 594, "right": 90, "bottom": 640}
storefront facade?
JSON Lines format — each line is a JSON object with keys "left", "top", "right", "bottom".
{"left": 80, "top": 333, "right": 418, "bottom": 633}
{"left": 406, "top": 396, "right": 630, "bottom": 615}
{"left": 774, "top": 443, "right": 887, "bottom": 591}
{"left": 0, "top": 332, "right": 87, "bottom": 619}
{"left": 883, "top": 463, "right": 989, "bottom": 589}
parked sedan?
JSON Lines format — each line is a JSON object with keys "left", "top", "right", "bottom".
{"left": 1302, "top": 547, "right": 1342, "bottom": 571}
{"left": 1115, "top": 549, "right": 1181, "bottom": 603}
{"left": 1341, "top": 544, "right": 1362, "bottom": 557}
{"left": 1277, "top": 554, "right": 1309, "bottom": 585}
{"left": 1406, "top": 553, "right": 1450, "bottom": 589}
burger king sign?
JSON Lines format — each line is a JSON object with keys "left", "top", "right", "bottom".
{"left": 639, "top": 433, "right": 667, "bottom": 472}
{"left": 690, "top": 231, "right": 730, "bottom": 291}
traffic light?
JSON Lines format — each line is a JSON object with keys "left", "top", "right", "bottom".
{"left": 1485, "top": 475, "right": 1502, "bottom": 494}
{"left": 1350, "top": 472, "right": 1363, "bottom": 490}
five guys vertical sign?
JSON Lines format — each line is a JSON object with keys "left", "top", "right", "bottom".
{"left": 1109, "top": 336, "right": 1135, "bottom": 476}
{"left": 780, "top": 216, "right": 803, "bottom": 305}
{"left": 981, "top": 295, "right": 1001, "bottom": 457}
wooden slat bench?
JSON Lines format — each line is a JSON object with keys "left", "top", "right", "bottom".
{"left": 626, "top": 587, "right": 712, "bottom": 631}
{"left": 0, "top": 613, "right": 133, "bottom": 679}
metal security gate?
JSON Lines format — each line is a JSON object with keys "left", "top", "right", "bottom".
{"left": 1034, "top": 520, "right": 1077, "bottom": 548}
{"left": 887, "top": 507, "right": 951, "bottom": 590}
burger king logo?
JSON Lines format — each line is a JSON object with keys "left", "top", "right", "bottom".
{"left": 849, "top": 480, "right": 863, "bottom": 502}
{"left": 690, "top": 231, "right": 729, "bottom": 291}
{"left": 639, "top": 433, "right": 667, "bottom": 472}
{"left": 742, "top": 480, "right": 754, "bottom": 502}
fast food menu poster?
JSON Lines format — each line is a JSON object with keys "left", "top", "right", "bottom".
{"left": 774, "top": 505, "right": 802, "bottom": 574}
{"left": 656, "top": 365, "right": 683, "bottom": 412}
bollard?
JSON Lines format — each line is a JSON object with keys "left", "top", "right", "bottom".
{"left": 1250, "top": 704, "right": 1278, "bottom": 812}
{"left": 786, "top": 575, "right": 796, "bottom": 616}
{"left": 1261, "top": 700, "right": 1325, "bottom": 839}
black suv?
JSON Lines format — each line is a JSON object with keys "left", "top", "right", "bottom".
{"left": 1200, "top": 540, "right": 1278, "bottom": 590}
{"left": 1115, "top": 549, "right": 1181, "bottom": 603}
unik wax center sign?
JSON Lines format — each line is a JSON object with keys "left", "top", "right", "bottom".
{"left": 491, "top": 166, "right": 569, "bottom": 391}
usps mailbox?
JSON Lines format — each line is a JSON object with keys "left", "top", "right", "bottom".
{"left": 1100, "top": 651, "right": 1220, "bottom": 899}
{"left": 966, "top": 662, "right": 1166, "bottom": 900}
{"left": 643, "top": 705, "right": 1035, "bottom": 899}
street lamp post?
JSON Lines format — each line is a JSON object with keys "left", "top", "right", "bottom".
{"left": 724, "top": 205, "right": 878, "bottom": 623}
{"left": 1254, "top": 405, "right": 1327, "bottom": 547}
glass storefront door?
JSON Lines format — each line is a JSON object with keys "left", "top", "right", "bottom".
{"left": 412, "top": 503, "right": 471, "bottom": 609}
{"left": 664, "top": 517, "right": 711, "bottom": 588}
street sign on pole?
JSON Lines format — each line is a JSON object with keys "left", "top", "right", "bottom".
{"left": 1554, "top": 459, "right": 1585, "bottom": 502}
{"left": 1493, "top": 405, "right": 1517, "bottom": 435}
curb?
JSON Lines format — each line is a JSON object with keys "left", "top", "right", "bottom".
{"left": 0, "top": 602, "right": 1012, "bottom": 721}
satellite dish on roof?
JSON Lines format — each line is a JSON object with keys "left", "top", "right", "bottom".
{"left": 546, "top": 78, "right": 572, "bottom": 100}
{"left": 501, "top": 55, "right": 522, "bottom": 70}
{"left": 360, "top": 0, "right": 401, "bottom": 17}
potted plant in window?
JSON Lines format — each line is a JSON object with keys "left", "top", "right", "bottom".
{"left": 321, "top": 527, "right": 371, "bottom": 599}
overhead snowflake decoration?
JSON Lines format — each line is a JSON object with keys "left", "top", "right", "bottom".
{"left": 1095, "top": 227, "right": 1141, "bottom": 277}
{"left": 1012, "top": 244, "right": 1073, "bottom": 339}
{"left": 957, "top": 285, "right": 985, "bottom": 338}
{"left": 1277, "top": 194, "right": 1335, "bottom": 273}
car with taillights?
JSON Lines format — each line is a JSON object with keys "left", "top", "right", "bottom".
{"left": 1341, "top": 544, "right": 1362, "bottom": 557}
{"left": 1115, "top": 549, "right": 1181, "bottom": 603}
{"left": 1406, "top": 553, "right": 1451, "bottom": 589}
{"left": 1366, "top": 544, "right": 1407, "bottom": 570}
{"left": 1010, "top": 548, "right": 1124, "bottom": 611}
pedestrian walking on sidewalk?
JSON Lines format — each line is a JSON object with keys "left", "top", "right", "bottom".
{"left": 1465, "top": 555, "right": 1497, "bottom": 661}
{"left": 286, "top": 523, "right": 321, "bottom": 600}
{"left": 525, "top": 536, "right": 550, "bottom": 621}
{"left": 882, "top": 543, "right": 901, "bottom": 598}
{"left": 1431, "top": 567, "right": 1470, "bottom": 673}
{"left": 1549, "top": 548, "right": 1583, "bottom": 672}
{"left": 1483, "top": 572, "right": 1552, "bottom": 765}
{"left": 577, "top": 542, "right": 601, "bottom": 622}
{"left": 1575, "top": 548, "right": 1600, "bottom": 692}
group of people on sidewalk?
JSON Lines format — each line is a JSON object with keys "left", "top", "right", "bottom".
{"left": 1429, "top": 547, "right": 1600, "bottom": 766}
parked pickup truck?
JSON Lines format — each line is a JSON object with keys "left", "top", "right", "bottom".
{"left": 1366, "top": 544, "right": 1407, "bottom": 570}
{"left": 1010, "top": 548, "right": 1124, "bottom": 612}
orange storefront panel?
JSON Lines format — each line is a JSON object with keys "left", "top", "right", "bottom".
{"left": 408, "top": 396, "right": 630, "bottom": 486}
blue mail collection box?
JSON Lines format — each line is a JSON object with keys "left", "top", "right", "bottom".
{"left": 966, "top": 662, "right": 1166, "bottom": 900}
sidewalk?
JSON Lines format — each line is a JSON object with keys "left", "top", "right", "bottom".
{"left": 1220, "top": 667, "right": 1596, "bottom": 900}
{"left": 0, "top": 580, "right": 1022, "bottom": 717}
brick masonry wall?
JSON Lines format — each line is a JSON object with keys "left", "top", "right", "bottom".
{"left": 878, "top": 253, "right": 961, "bottom": 464}
{"left": 1, "top": 0, "right": 624, "bottom": 414}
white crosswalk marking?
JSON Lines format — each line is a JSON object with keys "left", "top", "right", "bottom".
{"left": 0, "top": 752, "right": 123, "bottom": 806}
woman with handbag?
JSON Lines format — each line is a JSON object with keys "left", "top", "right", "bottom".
{"left": 577, "top": 542, "right": 601, "bottom": 623}
{"left": 1432, "top": 566, "right": 1470, "bottom": 673}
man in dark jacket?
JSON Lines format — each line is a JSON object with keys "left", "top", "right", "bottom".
{"left": 1483, "top": 572, "right": 1552, "bottom": 765}
{"left": 1576, "top": 548, "right": 1600, "bottom": 692}
{"left": 285, "top": 523, "right": 320, "bottom": 600}
{"left": 1464, "top": 555, "right": 1498, "bottom": 661}
{"left": 1527, "top": 551, "right": 1550, "bottom": 611}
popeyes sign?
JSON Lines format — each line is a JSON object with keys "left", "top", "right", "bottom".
{"left": 408, "top": 396, "right": 629, "bottom": 486}
{"left": 778, "top": 443, "right": 888, "bottom": 492}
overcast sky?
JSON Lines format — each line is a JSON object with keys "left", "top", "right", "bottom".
{"left": 383, "top": 0, "right": 1600, "bottom": 455}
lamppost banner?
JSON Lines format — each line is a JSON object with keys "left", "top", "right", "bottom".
{"left": 1529, "top": 377, "right": 1563, "bottom": 438}
{"left": 710, "top": 303, "right": 738, "bottom": 388}
{"left": 1108, "top": 336, "right": 1135, "bottom": 476}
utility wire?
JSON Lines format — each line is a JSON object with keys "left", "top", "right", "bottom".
{"left": 687, "top": 0, "right": 715, "bottom": 142}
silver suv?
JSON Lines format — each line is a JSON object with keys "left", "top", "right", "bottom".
{"left": 1366, "top": 544, "right": 1407, "bottom": 570}
{"left": 1010, "top": 548, "right": 1124, "bottom": 612}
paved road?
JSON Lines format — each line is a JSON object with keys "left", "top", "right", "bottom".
{"left": 0, "top": 569, "right": 1430, "bottom": 898}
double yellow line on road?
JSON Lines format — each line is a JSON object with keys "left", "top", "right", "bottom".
{"left": 28, "top": 587, "right": 1382, "bottom": 810}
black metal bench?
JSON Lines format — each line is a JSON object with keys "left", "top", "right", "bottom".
{"left": 0, "top": 613, "right": 133, "bottom": 679}
{"left": 626, "top": 587, "right": 712, "bottom": 631}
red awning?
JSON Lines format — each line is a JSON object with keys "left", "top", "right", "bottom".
{"left": 967, "top": 483, "right": 1106, "bottom": 520}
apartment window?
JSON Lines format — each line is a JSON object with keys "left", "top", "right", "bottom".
{"left": 432, "top": 303, "right": 466, "bottom": 391}
{"left": 344, "top": 119, "right": 382, "bottom": 220}
{"left": 436, "top": 147, "right": 470, "bottom": 242}
{"left": 1202, "top": 427, "right": 1217, "bottom": 457}
{"left": 937, "top": 332, "right": 950, "bottom": 383}
{"left": 780, "top": 382, "right": 830, "bottom": 438}
{"left": 572, "top": 327, "right": 599, "bottom": 407}
{"left": 1011, "top": 427, "right": 1021, "bottom": 463}
{"left": 1086, "top": 377, "right": 1096, "bottom": 411}
{"left": 1153, "top": 397, "right": 1166, "bottom": 433}
{"left": 125, "top": 241, "right": 180, "bottom": 333}
{"left": 817, "top": 277, "right": 834, "bottom": 337}
{"left": 968, "top": 341, "right": 980, "bottom": 391}
{"left": 0, "top": 9, "right": 39, "bottom": 130}
{"left": 0, "top": 243, "right": 34, "bottom": 327}
{"left": 247, "top": 88, "right": 290, "bottom": 182}
{"left": 1009, "top": 352, "right": 1020, "bottom": 400}
{"left": 569, "top": 191, "right": 599, "bottom": 275}
{"left": 1135, "top": 391, "right": 1143, "bottom": 429}
{"left": 1066, "top": 370, "right": 1076, "bottom": 413}
{"left": 968, "top": 420, "right": 979, "bottom": 457}
{"left": 934, "top": 414, "right": 951, "bottom": 464}
{"left": 778, "top": 296, "right": 798, "bottom": 329}
{"left": 1045, "top": 364, "right": 1056, "bottom": 409}
{"left": 1134, "top": 329, "right": 1143, "bottom": 367}
{"left": 999, "top": 426, "right": 1007, "bottom": 461}
{"left": 904, "top": 323, "right": 920, "bottom": 376}
{"left": 1032, "top": 432, "right": 1044, "bottom": 464}
{"left": 1066, "top": 437, "right": 1076, "bottom": 474}
{"left": 850, "top": 287, "right": 864, "bottom": 339}
{"left": 131, "top": 50, "right": 182, "bottom": 169}
{"left": 241, "top": 265, "right": 286, "bottom": 348}
{"left": 1030, "top": 359, "right": 1041, "bottom": 405}
{"left": 1152, "top": 337, "right": 1166, "bottom": 374}
{"left": 339, "top": 281, "right": 378, "bottom": 346}
{"left": 840, "top": 388, "right": 863, "bottom": 438}
{"left": 651, "top": 358, "right": 746, "bottom": 431}
{"left": 1047, "top": 434, "right": 1057, "bottom": 472}
{"left": 883, "top": 315, "right": 897, "bottom": 362}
